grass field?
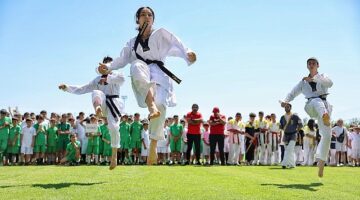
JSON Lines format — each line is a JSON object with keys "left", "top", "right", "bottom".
{"left": 0, "top": 165, "right": 359, "bottom": 200}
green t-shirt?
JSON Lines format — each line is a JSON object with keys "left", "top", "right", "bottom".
{"left": 130, "top": 121, "right": 142, "bottom": 142}
{"left": 47, "top": 126, "right": 58, "bottom": 146}
{"left": 0, "top": 117, "right": 11, "bottom": 138}
{"left": 57, "top": 122, "right": 70, "bottom": 138}
{"left": 66, "top": 140, "right": 80, "bottom": 159}
{"left": 100, "top": 124, "right": 111, "bottom": 142}
{"left": 119, "top": 121, "right": 130, "bottom": 139}
{"left": 9, "top": 125, "right": 21, "bottom": 146}
{"left": 88, "top": 126, "right": 101, "bottom": 146}
{"left": 34, "top": 123, "right": 47, "bottom": 145}
{"left": 170, "top": 124, "right": 183, "bottom": 138}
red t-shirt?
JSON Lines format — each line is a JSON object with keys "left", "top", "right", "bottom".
{"left": 209, "top": 114, "right": 226, "bottom": 134}
{"left": 186, "top": 112, "right": 202, "bottom": 134}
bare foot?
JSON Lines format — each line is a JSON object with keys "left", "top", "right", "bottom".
{"left": 109, "top": 156, "right": 117, "bottom": 170}
{"left": 322, "top": 113, "right": 330, "bottom": 126}
{"left": 95, "top": 106, "right": 104, "bottom": 118}
{"left": 149, "top": 111, "right": 161, "bottom": 120}
{"left": 318, "top": 160, "right": 325, "bottom": 178}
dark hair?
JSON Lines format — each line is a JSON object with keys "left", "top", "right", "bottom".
{"left": 259, "top": 111, "right": 264, "bottom": 115}
{"left": 307, "top": 57, "right": 319, "bottom": 65}
{"left": 70, "top": 133, "right": 76, "bottom": 139}
{"left": 135, "top": 7, "right": 155, "bottom": 24}
{"left": 249, "top": 113, "right": 256, "bottom": 118}
{"left": 235, "top": 112, "right": 241, "bottom": 117}
{"left": 134, "top": 113, "right": 140, "bottom": 117}
{"left": 308, "top": 119, "right": 315, "bottom": 131}
{"left": 103, "top": 56, "right": 113, "bottom": 64}
{"left": 173, "top": 115, "right": 179, "bottom": 118}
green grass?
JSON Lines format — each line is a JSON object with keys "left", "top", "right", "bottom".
{"left": 0, "top": 165, "right": 359, "bottom": 200}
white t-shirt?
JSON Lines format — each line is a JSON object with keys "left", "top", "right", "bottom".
{"left": 21, "top": 121, "right": 27, "bottom": 129}
{"left": 350, "top": 132, "right": 360, "bottom": 149}
{"left": 332, "top": 126, "right": 348, "bottom": 142}
{"left": 76, "top": 120, "right": 86, "bottom": 140}
{"left": 21, "top": 126, "right": 36, "bottom": 147}
{"left": 157, "top": 127, "right": 169, "bottom": 148}
{"left": 141, "top": 129, "right": 150, "bottom": 148}
{"left": 182, "top": 127, "right": 188, "bottom": 142}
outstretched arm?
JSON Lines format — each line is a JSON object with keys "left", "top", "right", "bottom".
{"left": 283, "top": 80, "right": 303, "bottom": 103}
{"left": 59, "top": 78, "right": 97, "bottom": 95}
{"left": 158, "top": 28, "right": 196, "bottom": 65}
{"left": 108, "top": 41, "right": 133, "bottom": 71}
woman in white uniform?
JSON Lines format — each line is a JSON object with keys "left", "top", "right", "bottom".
{"left": 98, "top": 7, "right": 197, "bottom": 165}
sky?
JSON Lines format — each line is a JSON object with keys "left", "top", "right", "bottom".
{"left": 1, "top": 0, "right": 359, "bottom": 122}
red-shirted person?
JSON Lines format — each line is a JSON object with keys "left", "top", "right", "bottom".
{"left": 209, "top": 107, "right": 226, "bottom": 165}
{"left": 185, "top": 104, "right": 203, "bottom": 165}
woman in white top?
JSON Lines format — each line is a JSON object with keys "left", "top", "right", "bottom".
{"left": 98, "top": 7, "right": 196, "bottom": 164}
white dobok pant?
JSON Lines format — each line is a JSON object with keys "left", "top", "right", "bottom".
{"left": 305, "top": 98, "right": 332, "bottom": 161}
{"left": 130, "top": 60, "right": 169, "bottom": 141}
{"left": 92, "top": 90, "right": 120, "bottom": 148}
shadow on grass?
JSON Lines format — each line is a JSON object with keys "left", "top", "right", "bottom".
{"left": 261, "top": 182, "right": 323, "bottom": 192}
{"left": 32, "top": 182, "right": 105, "bottom": 189}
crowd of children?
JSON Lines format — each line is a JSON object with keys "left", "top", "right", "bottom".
{"left": 0, "top": 108, "right": 359, "bottom": 167}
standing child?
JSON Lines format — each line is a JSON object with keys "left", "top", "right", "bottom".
{"left": 157, "top": 119, "right": 170, "bottom": 165}
{"left": 0, "top": 109, "right": 11, "bottom": 165}
{"left": 130, "top": 113, "right": 143, "bottom": 164}
{"left": 47, "top": 118, "right": 58, "bottom": 164}
{"left": 7, "top": 117, "right": 21, "bottom": 165}
{"left": 295, "top": 129, "right": 304, "bottom": 166}
{"left": 34, "top": 116, "right": 47, "bottom": 165}
{"left": 101, "top": 118, "right": 112, "bottom": 165}
{"left": 255, "top": 111, "right": 269, "bottom": 165}
{"left": 267, "top": 114, "right": 281, "bottom": 165}
{"left": 349, "top": 126, "right": 360, "bottom": 166}
{"left": 119, "top": 115, "right": 131, "bottom": 164}
{"left": 227, "top": 113, "right": 245, "bottom": 165}
{"left": 60, "top": 134, "right": 81, "bottom": 165}
{"left": 141, "top": 119, "right": 150, "bottom": 164}
{"left": 20, "top": 118, "right": 36, "bottom": 165}
{"left": 169, "top": 115, "right": 183, "bottom": 164}
{"left": 86, "top": 116, "right": 101, "bottom": 165}
{"left": 180, "top": 119, "right": 188, "bottom": 163}
{"left": 332, "top": 119, "right": 348, "bottom": 166}
{"left": 202, "top": 122, "right": 210, "bottom": 165}
{"left": 303, "top": 119, "right": 317, "bottom": 166}
{"left": 57, "top": 114, "right": 70, "bottom": 161}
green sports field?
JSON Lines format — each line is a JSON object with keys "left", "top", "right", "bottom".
{"left": 0, "top": 165, "right": 359, "bottom": 200}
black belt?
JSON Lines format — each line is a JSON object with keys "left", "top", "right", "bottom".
{"left": 307, "top": 95, "right": 327, "bottom": 101}
{"left": 105, "top": 95, "right": 121, "bottom": 119}
{"left": 284, "top": 131, "right": 297, "bottom": 135}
